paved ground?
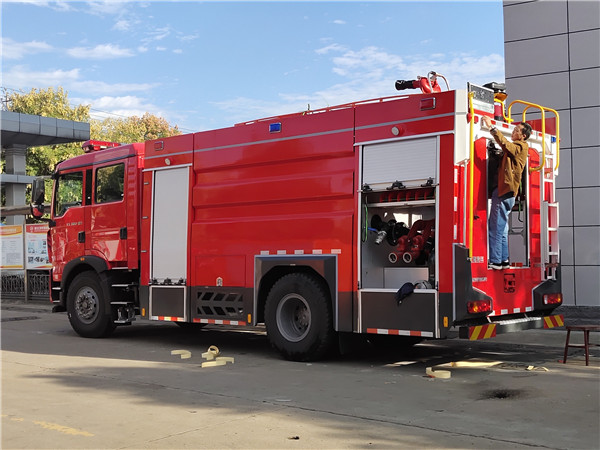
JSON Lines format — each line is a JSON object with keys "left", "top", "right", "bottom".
{"left": 2, "top": 300, "right": 599, "bottom": 449}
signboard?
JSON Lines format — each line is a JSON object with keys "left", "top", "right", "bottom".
{"left": 25, "top": 224, "right": 51, "bottom": 269}
{"left": 0, "top": 225, "right": 24, "bottom": 270}
{"left": 0, "top": 224, "right": 50, "bottom": 270}
{"left": 467, "top": 83, "right": 494, "bottom": 114}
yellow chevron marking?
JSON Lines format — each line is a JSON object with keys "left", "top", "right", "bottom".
{"left": 544, "top": 316, "right": 564, "bottom": 328}
{"left": 484, "top": 324, "right": 497, "bottom": 339}
{"left": 470, "top": 326, "right": 482, "bottom": 340}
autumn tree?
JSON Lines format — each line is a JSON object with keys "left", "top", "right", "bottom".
{"left": 90, "top": 113, "right": 180, "bottom": 144}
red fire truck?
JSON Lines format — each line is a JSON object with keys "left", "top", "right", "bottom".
{"left": 32, "top": 81, "right": 564, "bottom": 361}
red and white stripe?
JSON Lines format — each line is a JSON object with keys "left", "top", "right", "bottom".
{"left": 151, "top": 316, "right": 185, "bottom": 322}
{"left": 260, "top": 249, "right": 342, "bottom": 255}
{"left": 367, "top": 328, "right": 433, "bottom": 338}
{"left": 193, "top": 318, "right": 247, "bottom": 326}
{"left": 493, "top": 306, "right": 533, "bottom": 316}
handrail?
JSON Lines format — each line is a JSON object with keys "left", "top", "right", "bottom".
{"left": 508, "top": 100, "right": 545, "bottom": 172}
{"left": 468, "top": 92, "right": 475, "bottom": 258}
{"left": 521, "top": 104, "right": 560, "bottom": 171}
{"left": 507, "top": 100, "right": 560, "bottom": 173}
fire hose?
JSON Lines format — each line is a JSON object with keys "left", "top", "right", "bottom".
{"left": 389, "top": 219, "right": 435, "bottom": 264}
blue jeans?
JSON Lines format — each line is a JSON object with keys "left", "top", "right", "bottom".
{"left": 488, "top": 188, "right": 515, "bottom": 264}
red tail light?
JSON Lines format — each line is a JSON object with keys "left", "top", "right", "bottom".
{"left": 543, "top": 293, "right": 562, "bottom": 305}
{"left": 467, "top": 300, "right": 492, "bottom": 314}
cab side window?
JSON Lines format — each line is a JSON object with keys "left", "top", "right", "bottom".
{"left": 54, "top": 171, "right": 83, "bottom": 217}
{"left": 95, "top": 163, "right": 124, "bottom": 204}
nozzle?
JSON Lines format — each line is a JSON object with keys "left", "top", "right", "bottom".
{"left": 375, "top": 230, "right": 387, "bottom": 245}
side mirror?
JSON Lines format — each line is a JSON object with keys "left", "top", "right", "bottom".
{"left": 31, "top": 178, "right": 46, "bottom": 206}
{"left": 31, "top": 204, "right": 45, "bottom": 219}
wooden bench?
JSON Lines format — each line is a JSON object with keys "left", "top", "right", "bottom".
{"left": 563, "top": 324, "right": 600, "bottom": 366}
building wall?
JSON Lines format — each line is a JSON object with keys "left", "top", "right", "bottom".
{"left": 503, "top": 0, "right": 600, "bottom": 307}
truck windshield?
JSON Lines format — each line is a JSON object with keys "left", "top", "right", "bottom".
{"left": 53, "top": 171, "right": 83, "bottom": 217}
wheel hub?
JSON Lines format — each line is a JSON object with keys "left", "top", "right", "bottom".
{"left": 75, "top": 287, "right": 99, "bottom": 324}
{"left": 277, "top": 294, "right": 311, "bottom": 342}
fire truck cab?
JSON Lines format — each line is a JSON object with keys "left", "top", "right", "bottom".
{"left": 37, "top": 82, "right": 563, "bottom": 361}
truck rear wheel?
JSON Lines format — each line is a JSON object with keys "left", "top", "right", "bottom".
{"left": 265, "top": 273, "right": 335, "bottom": 361}
{"left": 67, "top": 271, "right": 116, "bottom": 338}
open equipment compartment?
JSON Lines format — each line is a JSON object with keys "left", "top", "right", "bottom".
{"left": 357, "top": 136, "right": 439, "bottom": 337}
{"left": 361, "top": 188, "right": 436, "bottom": 290}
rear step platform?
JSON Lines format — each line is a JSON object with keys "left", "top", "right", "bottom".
{"left": 459, "top": 314, "right": 564, "bottom": 340}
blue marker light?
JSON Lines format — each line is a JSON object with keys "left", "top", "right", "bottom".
{"left": 269, "top": 122, "right": 282, "bottom": 133}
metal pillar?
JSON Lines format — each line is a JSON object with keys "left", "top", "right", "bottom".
{"left": 3, "top": 144, "right": 28, "bottom": 225}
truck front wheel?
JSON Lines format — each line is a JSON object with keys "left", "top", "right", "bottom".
{"left": 265, "top": 273, "right": 335, "bottom": 361}
{"left": 67, "top": 271, "right": 116, "bottom": 338}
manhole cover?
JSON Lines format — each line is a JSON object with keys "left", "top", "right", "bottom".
{"left": 481, "top": 388, "right": 524, "bottom": 400}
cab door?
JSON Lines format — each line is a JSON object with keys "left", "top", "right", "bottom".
{"left": 87, "top": 160, "right": 128, "bottom": 265}
{"left": 50, "top": 170, "right": 85, "bottom": 276}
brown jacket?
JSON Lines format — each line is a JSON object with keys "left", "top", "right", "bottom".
{"left": 491, "top": 131, "right": 529, "bottom": 198}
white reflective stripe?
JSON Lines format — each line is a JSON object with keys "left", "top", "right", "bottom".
{"left": 369, "top": 328, "right": 433, "bottom": 338}
{"left": 259, "top": 249, "right": 340, "bottom": 255}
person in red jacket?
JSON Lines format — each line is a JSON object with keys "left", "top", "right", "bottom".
{"left": 482, "top": 115, "right": 532, "bottom": 270}
{"left": 395, "top": 73, "right": 441, "bottom": 93}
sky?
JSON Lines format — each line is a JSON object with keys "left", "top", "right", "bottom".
{"left": 1, "top": 0, "right": 505, "bottom": 134}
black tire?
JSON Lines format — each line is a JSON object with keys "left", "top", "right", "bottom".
{"left": 67, "top": 271, "right": 116, "bottom": 338}
{"left": 265, "top": 273, "right": 335, "bottom": 361}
